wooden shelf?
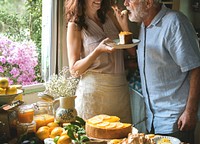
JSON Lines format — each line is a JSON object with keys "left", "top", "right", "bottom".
{"left": 160, "top": 0, "right": 180, "bottom": 10}
{"left": 162, "top": 2, "right": 173, "bottom": 4}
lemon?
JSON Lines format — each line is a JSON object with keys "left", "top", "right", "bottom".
{"left": 87, "top": 117, "right": 103, "bottom": 124}
{"left": 50, "top": 127, "right": 64, "bottom": 138}
{"left": 104, "top": 116, "right": 120, "bottom": 122}
{"left": 0, "top": 88, "right": 6, "bottom": 95}
{"left": 108, "top": 139, "right": 122, "bottom": 144}
{"left": 6, "top": 85, "right": 17, "bottom": 95}
{"left": 97, "top": 122, "right": 110, "bottom": 128}
{"left": 99, "top": 114, "right": 111, "bottom": 120}
{"left": 0, "top": 77, "right": 9, "bottom": 88}
{"left": 115, "top": 122, "right": 124, "bottom": 128}
{"left": 61, "top": 130, "right": 68, "bottom": 136}
{"left": 36, "top": 126, "right": 50, "bottom": 140}
{"left": 106, "top": 122, "right": 117, "bottom": 129}
{"left": 57, "top": 135, "right": 71, "bottom": 144}
{"left": 47, "top": 122, "right": 60, "bottom": 133}
{"left": 47, "top": 122, "right": 59, "bottom": 127}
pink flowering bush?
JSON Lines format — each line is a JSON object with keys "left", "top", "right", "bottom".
{"left": 0, "top": 36, "right": 38, "bottom": 85}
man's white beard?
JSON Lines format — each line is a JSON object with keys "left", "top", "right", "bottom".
{"left": 129, "top": 12, "right": 143, "bottom": 22}
{"left": 128, "top": 3, "right": 148, "bottom": 23}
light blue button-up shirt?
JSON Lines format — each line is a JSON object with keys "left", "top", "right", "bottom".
{"left": 137, "top": 5, "right": 200, "bottom": 134}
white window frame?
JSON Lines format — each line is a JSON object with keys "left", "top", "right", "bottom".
{"left": 23, "top": 0, "right": 62, "bottom": 94}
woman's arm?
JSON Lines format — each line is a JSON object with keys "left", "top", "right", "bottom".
{"left": 67, "top": 22, "right": 115, "bottom": 77}
{"left": 111, "top": 7, "right": 136, "bottom": 56}
{"left": 112, "top": 6, "right": 129, "bottom": 31}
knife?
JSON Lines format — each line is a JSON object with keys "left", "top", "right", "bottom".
{"left": 132, "top": 117, "right": 147, "bottom": 127}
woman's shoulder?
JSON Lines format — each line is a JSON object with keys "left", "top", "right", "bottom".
{"left": 68, "top": 21, "right": 80, "bottom": 31}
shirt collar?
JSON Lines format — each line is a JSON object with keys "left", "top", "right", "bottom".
{"left": 142, "top": 5, "right": 169, "bottom": 28}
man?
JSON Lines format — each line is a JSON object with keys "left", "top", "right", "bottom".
{"left": 113, "top": 0, "right": 200, "bottom": 143}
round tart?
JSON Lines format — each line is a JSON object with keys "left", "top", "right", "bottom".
{"left": 85, "top": 114, "right": 132, "bottom": 139}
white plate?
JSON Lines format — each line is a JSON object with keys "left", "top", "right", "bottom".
{"left": 106, "top": 39, "right": 140, "bottom": 49}
{"left": 153, "top": 136, "right": 181, "bottom": 144}
{"left": 44, "top": 138, "right": 55, "bottom": 144}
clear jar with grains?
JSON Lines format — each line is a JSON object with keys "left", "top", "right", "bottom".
{"left": 33, "top": 101, "right": 54, "bottom": 115}
{"left": 33, "top": 101, "right": 55, "bottom": 130}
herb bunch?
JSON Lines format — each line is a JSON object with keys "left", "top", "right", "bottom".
{"left": 64, "top": 116, "right": 90, "bottom": 144}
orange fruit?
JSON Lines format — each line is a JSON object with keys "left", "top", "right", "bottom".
{"left": 47, "top": 122, "right": 59, "bottom": 132}
{"left": 50, "top": 127, "right": 64, "bottom": 138}
{"left": 57, "top": 135, "right": 71, "bottom": 144}
{"left": 36, "top": 126, "right": 50, "bottom": 140}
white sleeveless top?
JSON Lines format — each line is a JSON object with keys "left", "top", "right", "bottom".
{"left": 81, "top": 15, "right": 125, "bottom": 74}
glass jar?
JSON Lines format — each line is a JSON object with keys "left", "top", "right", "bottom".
{"left": 33, "top": 101, "right": 54, "bottom": 115}
{"left": 16, "top": 121, "right": 36, "bottom": 137}
{"left": 18, "top": 104, "right": 34, "bottom": 123}
{"left": 33, "top": 101, "right": 54, "bottom": 130}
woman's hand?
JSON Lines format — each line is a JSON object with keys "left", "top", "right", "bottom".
{"left": 112, "top": 6, "right": 129, "bottom": 31}
{"left": 96, "top": 38, "right": 115, "bottom": 54}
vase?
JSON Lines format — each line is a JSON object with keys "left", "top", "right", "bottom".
{"left": 55, "top": 96, "right": 77, "bottom": 123}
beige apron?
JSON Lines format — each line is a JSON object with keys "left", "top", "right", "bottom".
{"left": 75, "top": 72, "right": 132, "bottom": 123}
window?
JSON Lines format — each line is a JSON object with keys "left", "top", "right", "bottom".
{"left": 0, "top": 0, "right": 67, "bottom": 94}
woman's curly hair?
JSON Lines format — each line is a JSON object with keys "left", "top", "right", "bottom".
{"left": 64, "top": 0, "right": 111, "bottom": 30}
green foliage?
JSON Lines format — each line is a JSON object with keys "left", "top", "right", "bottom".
{"left": 0, "top": 11, "right": 29, "bottom": 41}
{"left": 0, "top": 0, "right": 43, "bottom": 83}
{"left": 17, "top": 132, "right": 43, "bottom": 144}
{"left": 0, "top": 0, "right": 26, "bottom": 15}
{"left": 64, "top": 116, "right": 90, "bottom": 144}
{"left": 25, "top": 0, "right": 43, "bottom": 83}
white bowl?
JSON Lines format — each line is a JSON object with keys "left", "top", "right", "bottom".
{"left": 0, "top": 89, "right": 23, "bottom": 106}
{"left": 153, "top": 136, "right": 181, "bottom": 144}
{"left": 44, "top": 138, "right": 55, "bottom": 144}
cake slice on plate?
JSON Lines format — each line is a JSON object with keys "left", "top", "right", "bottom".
{"left": 119, "top": 31, "right": 133, "bottom": 44}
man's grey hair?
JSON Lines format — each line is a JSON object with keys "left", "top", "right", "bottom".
{"left": 139, "top": 0, "right": 161, "bottom": 7}
{"left": 140, "top": 0, "right": 161, "bottom": 3}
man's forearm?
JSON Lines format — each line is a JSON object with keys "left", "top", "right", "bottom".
{"left": 185, "top": 66, "right": 200, "bottom": 113}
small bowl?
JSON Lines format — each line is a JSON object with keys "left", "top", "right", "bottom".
{"left": 0, "top": 89, "right": 23, "bottom": 106}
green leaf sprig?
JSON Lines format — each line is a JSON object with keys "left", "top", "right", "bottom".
{"left": 64, "top": 116, "right": 90, "bottom": 144}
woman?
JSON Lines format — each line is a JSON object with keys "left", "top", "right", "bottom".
{"left": 65, "top": 0, "right": 132, "bottom": 123}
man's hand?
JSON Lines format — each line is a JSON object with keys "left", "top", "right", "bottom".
{"left": 178, "top": 109, "right": 197, "bottom": 131}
